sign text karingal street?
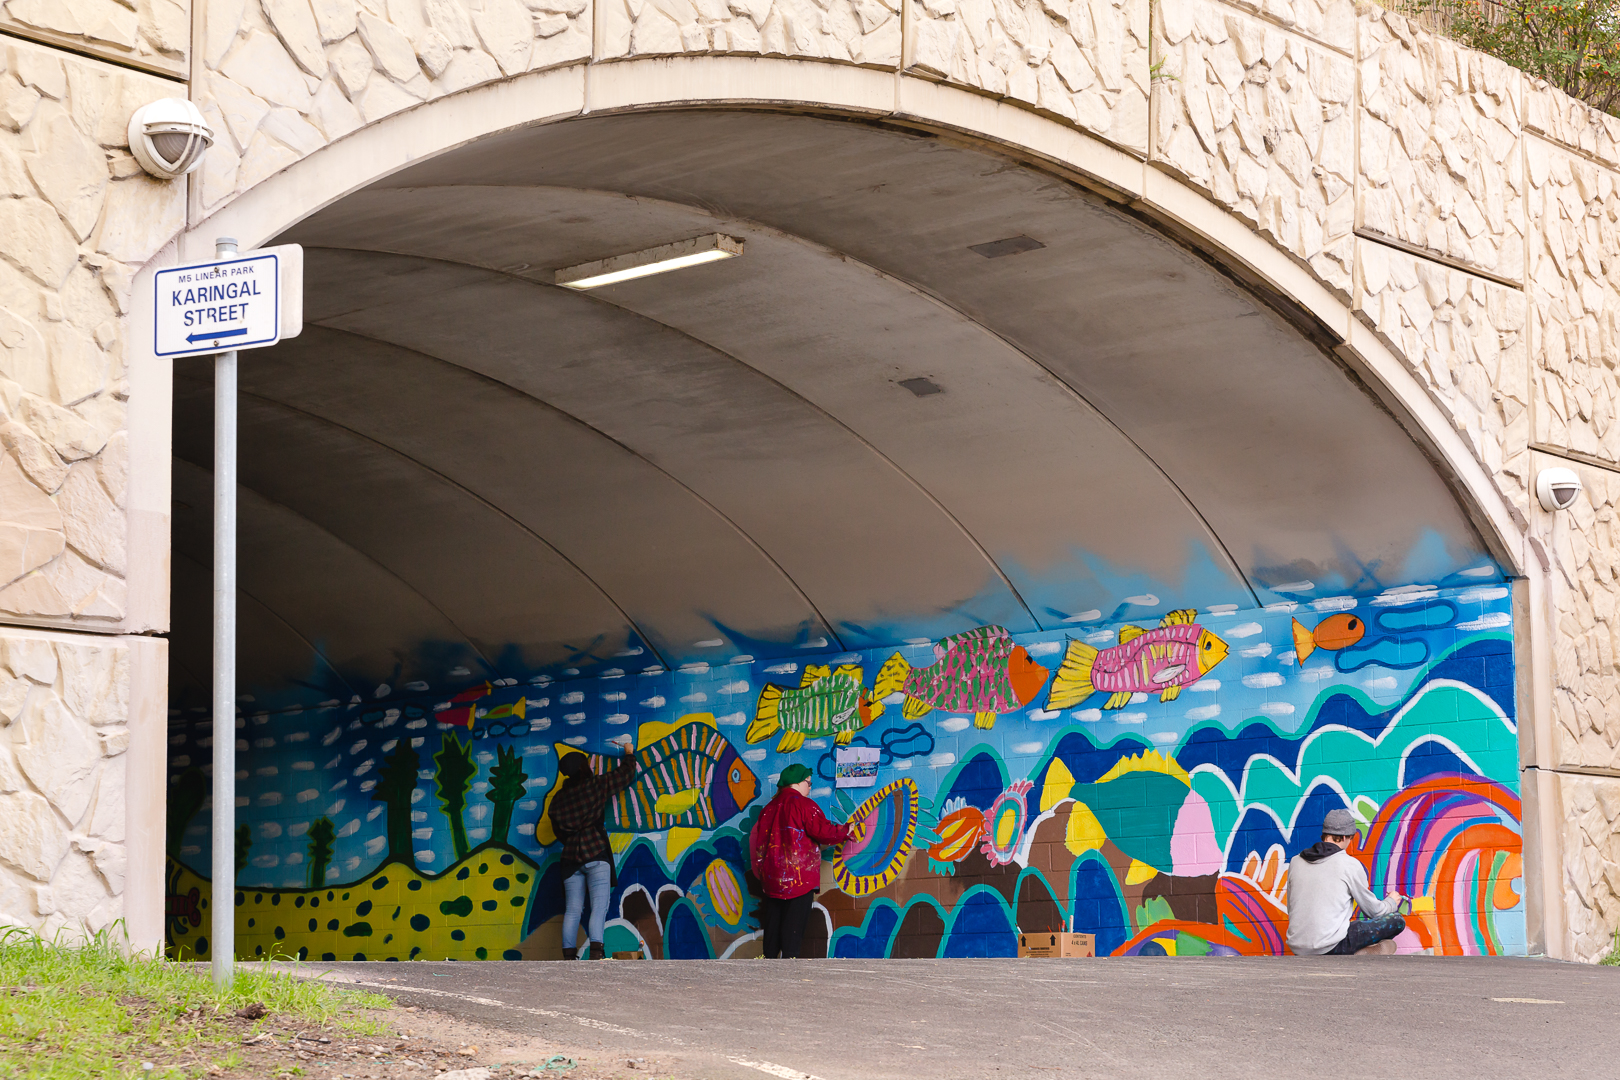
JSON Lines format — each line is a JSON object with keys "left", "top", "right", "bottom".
{"left": 154, "top": 245, "right": 303, "bottom": 357}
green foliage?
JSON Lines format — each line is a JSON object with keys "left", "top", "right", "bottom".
{"left": 306, "top": 816, "right": 336, "bottom": 889}
{"left": 371, "top": 742, "right": 420, "bottom": 864}
{"left": 1409, "top": 0, "right": 1620, "bottom": 113}
{"left": 234, "top": 824, "right": 252, "bottom": 878}
{"left": 487, "top": 745, "right": 529, "bottom": 846}
{"left": 433, "top": 735, "right": 478, "bottom": 862}
{"left": 0, "top": 924, "right": 391, "bottom": 1079}
{"left": 1603, "top": 927, "right": 1620, "bottom": 965}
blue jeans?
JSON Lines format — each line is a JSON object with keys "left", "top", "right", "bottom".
{"left": 1326, "top": 913, "right": 1407, "bottom": 954}
{"left": 562, "top": 860, "right": 612, "bottom": 951}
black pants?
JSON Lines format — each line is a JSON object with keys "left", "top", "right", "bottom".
{"left": 759, "top": 891, "right": 815, "bottom": 959}
{"left": 1326, "top": 913, "right": 1407, "bottom": 954}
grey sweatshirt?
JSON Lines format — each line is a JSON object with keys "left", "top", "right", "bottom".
{"left": 1285, "top": 845, "right": 1402, "bottom": 955}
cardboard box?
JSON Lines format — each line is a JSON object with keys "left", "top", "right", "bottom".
{"left": 1018, "top": 932, "right": 1095, "bottom": 958}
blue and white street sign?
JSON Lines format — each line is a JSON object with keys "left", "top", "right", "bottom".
{"left": 154, "top": 244, "right": 303, "bottom": 357}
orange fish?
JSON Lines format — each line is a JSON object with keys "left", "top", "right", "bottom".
{"left": 927, "top": 801, "right": 986, "bottom": 874}
{"left": 1291, "top": 614, "right": 1366, "bottom": 662}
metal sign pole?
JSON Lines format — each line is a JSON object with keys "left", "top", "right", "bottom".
{"left": 211, "top": 236, "right": 239, "bottom": 988}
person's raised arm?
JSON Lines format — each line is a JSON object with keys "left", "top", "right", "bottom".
{"left": 603, "top": 743, "right": 638, "bottom": 794}
{"left": 801, "top": 799, "right": 854, "bottom": 846}
{"left": 1345, "top": 857, "right": 1401, "bottom": 917}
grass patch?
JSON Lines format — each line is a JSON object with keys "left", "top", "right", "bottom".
{"left": 1603, "top": 929, "right": 1620, "bottom": 967}
{"left": 0, "top": 925, "right": 392, "bottom": 1079}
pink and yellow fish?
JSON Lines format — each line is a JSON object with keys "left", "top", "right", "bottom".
{"left": 1046, "top": 609, "right": 1229, "bottom": 710}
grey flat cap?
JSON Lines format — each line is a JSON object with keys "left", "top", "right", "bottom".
{"left": 1322, "top": 808, "right": 1358, "bottom": 836}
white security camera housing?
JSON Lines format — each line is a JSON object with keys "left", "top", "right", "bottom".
{"left": 1536, "top": 467, "right": 1583, "bottom": 512}
{"left": 127, "top": 98, "right": 214, "bottom": 180}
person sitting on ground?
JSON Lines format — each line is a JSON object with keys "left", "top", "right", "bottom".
{"left": 1286, "top": 808, "right": 1406, "bottom": 956}
{"left": 549, "top": 741, "right": 637, "bottom": 960}
{"left": 750, "top": 763, "right": 857, "bottom": 959}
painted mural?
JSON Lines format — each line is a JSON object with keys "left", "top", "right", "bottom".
{"left": 164, "top": 581, "right": 1523, "bottom": 962}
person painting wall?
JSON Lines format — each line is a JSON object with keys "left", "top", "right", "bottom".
{"left": 164, "top": 583, "right": 1523, "bottom": 963}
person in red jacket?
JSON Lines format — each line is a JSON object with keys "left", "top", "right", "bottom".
{"left": 749, "top": 763, "right": 856, "bottom": 959}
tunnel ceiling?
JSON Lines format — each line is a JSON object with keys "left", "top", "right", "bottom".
{"left": 168, "top": 109, "right": 1501, "bottom": 709}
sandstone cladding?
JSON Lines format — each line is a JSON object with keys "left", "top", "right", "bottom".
{"left": 0, "top": 628, "right": 131, "bottom": 940}
{"left": 0, "top": 38, "right": 182, "bottom": 631}
{"left": 0, "top": 0, "right": 190, "bottom": 79}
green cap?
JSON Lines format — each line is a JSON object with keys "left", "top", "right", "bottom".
{"left": 778, "top": 763, "right": 812, "bottom": 789}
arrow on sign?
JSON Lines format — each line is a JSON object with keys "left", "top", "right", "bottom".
{"left": 186, "top": 327, "right": 249, "bottom": 343}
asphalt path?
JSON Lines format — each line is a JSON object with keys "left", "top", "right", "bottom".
{"left": 311, "top": 956, "right": 1619, "bottom": 1079}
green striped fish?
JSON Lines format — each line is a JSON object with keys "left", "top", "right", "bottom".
{"left": 745, "top": 664, "right": 884, "bottom": 753}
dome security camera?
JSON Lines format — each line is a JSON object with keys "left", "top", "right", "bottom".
{"left": 127, "top": 98, "right": 214, "bottom": 180}
{"left": 1536, "top": 467, "right": 1584, "bottom": 512}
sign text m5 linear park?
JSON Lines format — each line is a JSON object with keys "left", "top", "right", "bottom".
{"left": 154, "top": 245, "right": 303, "bottom": 358}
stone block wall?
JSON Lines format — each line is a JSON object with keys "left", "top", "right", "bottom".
{"left": 1558, "top": 772, "right": 1620, "bottom": 962}
{"left": 0, "top": 626, "right": 164, "bottom": 948}
{"left": 0, "top": 0, "right": 189, "bottom": 79}
{"left": 0, "top": 34, "right": 176, "bottom": 948}
{"left": 0, "top": 36, "right": 181, "bottom": 634}
{"left": 1519, "top": 79, "right": 1620, "bottom": 960}
{"left": 1357, "top": 12, "right": 1524, "bottom": 285}
{"left": 192, "top": 0, "right": 591, "bottom": 213}
{"left": 600, "top": 0, "right": 901, "bottom": 67}
{"left": 1151, "top": 0, "right": 1357, "bottom": 292}
{"left": 908, "top": 0, "right": 1149, "bottom": 155}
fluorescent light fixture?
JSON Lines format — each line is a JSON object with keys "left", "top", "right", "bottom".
{"left": 555, "top": 234, "right": 744, "bottom": 290}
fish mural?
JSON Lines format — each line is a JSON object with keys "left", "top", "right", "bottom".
{"left": 1290, "top": 613, "right": 1366, "bottom": 661}
{"left": 166, "top": 582, "right": 1521, "bottom": 966}
{"left": 979, "top": 780, "right": 1033, "bottom": 867}
{"left": 875, "top": 625, "right": 1050, "bottom": 729}
{"left": 1048, "top": 750, "right": 1225, "bottom": 879}
{"left": 482, "top": 698, "right": 527, "bottom": 721}
{"left": 689, "top": 856, "right": 750, "bottom": 931}
{"left": 537, "top": 714, "right": 758, "bottom": 842}
{"left": 927, "top": 799, "right": 986, "bottom": 874}
{"left": 437, "top": 681, "right": 492, "bottom": 727}
{"left": 748, "top": 664, "right": 884, "bottom": 752}
{"left": 1047, "top": 609, "right": 1229, "bottom": 710}
{"left": 834, "top": 778, "right": 920, "bottom": 897}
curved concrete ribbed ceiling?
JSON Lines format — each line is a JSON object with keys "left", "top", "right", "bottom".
{"left": 168, "top": 109, "right": 1499, "bottom": 709}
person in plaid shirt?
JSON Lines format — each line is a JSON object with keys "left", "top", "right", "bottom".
{"left": 550, "top": 743, "right": 637, "bottom": 960}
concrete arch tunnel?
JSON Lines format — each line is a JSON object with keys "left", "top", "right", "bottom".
{"left": 158, "top": 66, "right": 1535, "bottom": 964}
{"left": 167, "top": 104, "right": 1506, "bottom": 708}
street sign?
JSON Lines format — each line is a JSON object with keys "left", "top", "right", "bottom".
{"left": 154, "top": 244, "right": 303, "bottom": 357}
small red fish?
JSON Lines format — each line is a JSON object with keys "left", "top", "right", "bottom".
{"left": 435, "top": 681, "right": 491, "bottom": 727}
{"left": 166, "top": 887, "right": 202, "bottom": 927}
